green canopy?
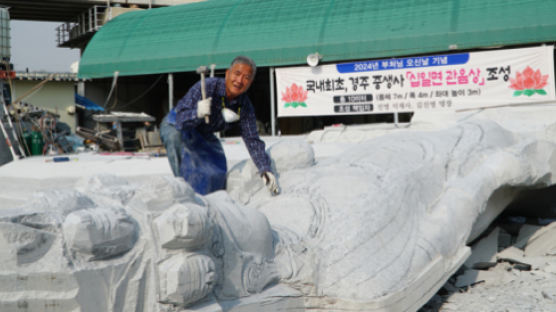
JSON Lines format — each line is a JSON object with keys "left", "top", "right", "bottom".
{"left": 78, "top": 0, "right": 556, "bottom": 79}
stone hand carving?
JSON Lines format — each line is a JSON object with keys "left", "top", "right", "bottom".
{"left": 205, "top": 191, "right": 279, "bottom": 299}
{"left": 153, "top": 190, "right": 280, "bottom": 307}
{"left": 63, "top": 207, "right": 137, "bottom": 261}
{"left": 154, "top": 203, "right": 211, "bottom": 250}
{"left": 158, "top": 253, "right": 216, "bottom": 306}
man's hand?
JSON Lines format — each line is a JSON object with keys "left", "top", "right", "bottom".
{"left": 196, "top": 97, "right": 212, "bottom": 119}
{"left": 261, "top": 171, "right": 280, "bottom": 195}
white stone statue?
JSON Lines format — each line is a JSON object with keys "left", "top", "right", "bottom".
{"left": 2, "top": 106, "right": 556, "bottom": 311}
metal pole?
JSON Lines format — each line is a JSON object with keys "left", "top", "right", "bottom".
{"left": 269, "top": 67, "right": 276, "bottom": 136}
{"left": 167, "top": 73, "right": 173, "bottom": 112}
{"left": 88, "top": 6, "right": 93, "bottom": 32}
{"left": 0, "top": 92, "right": 18, "bottom": 160}
{"left": 77, "top": 81, "right": 85, "bottom": 131}
{"left": 104, "top": 71, "right": 119, "bottom": 110}
{"left": 0, "top": 115, "right": 17, "bottom": 160}
{"left": 105, "top": 1, "right": 112, "bottom": 22}
{"left": 115, "top": 120, "right": 123, "bottom": 150}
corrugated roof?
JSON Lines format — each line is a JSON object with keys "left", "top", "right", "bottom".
{"left": 78, "top": 0, "right": 556, "bottom": 79}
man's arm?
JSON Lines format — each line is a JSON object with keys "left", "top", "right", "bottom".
{"left": 239, "top": 98, "right": 272, "bottom": 174}
{"left": 175, "top": 81, "right": 205, "bottom": 131}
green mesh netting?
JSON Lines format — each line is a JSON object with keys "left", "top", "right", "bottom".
{"left": 79, "top": 0, "right": 556, "bottom": 78}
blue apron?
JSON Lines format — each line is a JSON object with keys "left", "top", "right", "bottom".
{"left": 179, "top": 128, "right": 227, "bottom": 195}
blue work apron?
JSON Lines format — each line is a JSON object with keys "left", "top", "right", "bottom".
{"left": 179, "top": 128, "right": 227, "bottom": 195}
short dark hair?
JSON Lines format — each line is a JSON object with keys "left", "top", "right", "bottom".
{"left": 230, "top": 56, "right": 256, "bottom": 79}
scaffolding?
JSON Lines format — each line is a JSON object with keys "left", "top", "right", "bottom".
{"left": 56, "top": 6, "right": 107, "bottom": 48}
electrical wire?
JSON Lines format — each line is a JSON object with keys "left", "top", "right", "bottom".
{"left": 107, "top": 74, "right": 164, "bottom": 111}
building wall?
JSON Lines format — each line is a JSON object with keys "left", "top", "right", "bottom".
{"left": 12, "top": 80, "right": 77, "bottom": 132}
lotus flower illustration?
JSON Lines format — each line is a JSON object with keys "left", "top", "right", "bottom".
{"left": 282, "top": 83, "right": 308, "bottom": 108}
{"left": 509, "top": 66, "right": 549, "bottom": 96}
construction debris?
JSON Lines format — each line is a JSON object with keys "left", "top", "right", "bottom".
{"left": 420, "top": 214, "right": 556, "bottom": 312}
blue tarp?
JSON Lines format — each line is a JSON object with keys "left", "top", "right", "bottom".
{"left": 74, "top": 94, "right": 105, "bottom": 111}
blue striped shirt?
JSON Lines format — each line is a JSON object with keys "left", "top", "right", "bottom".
{"left": 175, "top": 77, "right": 271, "bottom": 174}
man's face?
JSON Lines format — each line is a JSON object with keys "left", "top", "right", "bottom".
{"left": 225, "top": 63, "right": 254, "bottom": 99}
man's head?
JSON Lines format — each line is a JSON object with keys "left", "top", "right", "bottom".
{"left": 225, "top": 56, "right": 256, "bottom": 99}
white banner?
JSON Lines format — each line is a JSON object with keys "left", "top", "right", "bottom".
{"left": 276, "top": 46, "right": 555, "bottom": 117}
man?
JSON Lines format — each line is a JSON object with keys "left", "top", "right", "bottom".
{"left": 160, "top": 56, "right": 279, "bottom": 196}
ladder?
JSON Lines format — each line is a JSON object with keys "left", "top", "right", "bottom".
{"left": 0, "top": 92, "right": 25, "bottom": 161}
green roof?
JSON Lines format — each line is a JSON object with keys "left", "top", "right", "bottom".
{"left": 79, "top": 0, "right": 556, "bottom": 79}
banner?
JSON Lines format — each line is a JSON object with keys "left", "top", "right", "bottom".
{"left": 276, "top": 46, "right": 555, "bottom": 117}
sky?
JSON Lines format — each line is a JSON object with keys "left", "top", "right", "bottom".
{"left": 10, "top": 20, "right": 81, "bottom": 73}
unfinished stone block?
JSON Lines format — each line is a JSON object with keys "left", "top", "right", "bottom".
{"left": 267, "top": 139, "right": 315, "bottom": 172}
{"left": 226, "top": 139, "right": 315, "bottom": 205}
{"left": 515, "top": 224, "right": 543, "bottom": 249}
{"left": 130, "top": 175, "right": 199, "bottom": 212}
{"left": 76, "top": 174, "right": 135, "bottom": 205}
{"left": 464, "top": 227, "right": 499, "bottom": 268}
{"left": 524, "top": 222, "right": 556, "bottom": 257}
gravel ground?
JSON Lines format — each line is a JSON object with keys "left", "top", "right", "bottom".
{"left": 420, "top": 210, "right": 556, "bottom": 312}
{"left": 420, "top": 261, "right": 556, "bottom": 312}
